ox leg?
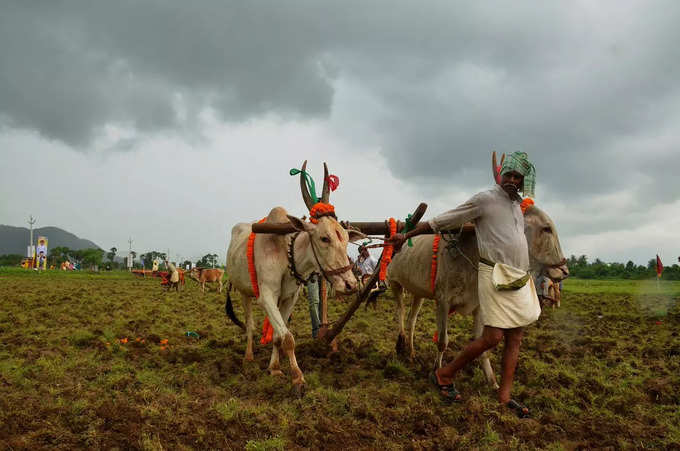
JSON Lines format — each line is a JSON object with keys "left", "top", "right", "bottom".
{"left": 435, "top": 298, "right": 450, "bottom": 369}
{"left": 392, "top": 282, "right": 407, "bottom": 355}
{"left": 244, "top": 296, "right": 255, "bottom": 362}
{"left": 474, "top": 308, "right": 498, "bottom": 389}
{"left": 268, "top": 290, "right": 300, "bottom": 376}
{"left": 407, "top": 297, "right": 424, "bottom": 361}
{"left": 268, "top": 346, "right": 283, "bottom": 376}
{"left": 258, "top": 291, "right": 304, "bottom": 390}
{"left": 278, "top": 294, "right": 306, "bottom": 391}
{"left": 219, "top": 280, "right": 223, "bottom": 294}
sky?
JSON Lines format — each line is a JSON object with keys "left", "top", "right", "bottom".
{"left": 1, "top": 1, "right": 678, "bottom": 265}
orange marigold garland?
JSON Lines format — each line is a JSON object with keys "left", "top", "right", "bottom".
{"left": 430, "top": 234, "right": 441, "bottom": 293}
{"left": 309, "top": 202, "right": 336, "bottom": 224}
{"left": 379, "top": 218, "right": 397, "bottom": 281}
{"left": 247, "top": 217, "right": 267, "bottom": 298}
{"left": 248, "top": 217, "right": 275, "bottom": 345}
{"left": 520, "top": 197, "right": 535, "bottom": 215}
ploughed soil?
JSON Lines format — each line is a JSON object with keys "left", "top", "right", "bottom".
{"left": 1, "top": 269, "right": 679, "bottom": 450}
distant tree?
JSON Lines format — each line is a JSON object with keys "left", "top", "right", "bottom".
{"left": 197, "top": 253, "right": 219, "bottom": 268}
{"left": 0, "top": 254, "right": 23, "bottom": 266}
{"left": 80, "top": 248, "right": 104, "bottom": 269}
{"left": 107, "top": 247, "right": 117, "bottom": 263}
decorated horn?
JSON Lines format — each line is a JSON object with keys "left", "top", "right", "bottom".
{"left": 299, "top": 160, "right": 315, "bottom": 210}
{"left": 321, "top": 162, "right": 330, "bottom": 203}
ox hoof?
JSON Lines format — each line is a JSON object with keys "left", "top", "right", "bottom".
{"left": 269, "top": 369, "right": 284, "bottom": 377}
{"left": 292, "top": 382, "right": 307, "bottom": 398}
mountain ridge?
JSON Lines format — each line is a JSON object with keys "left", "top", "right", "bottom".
{"left": 0, "top": 224, "right": 101, "bottom": 255}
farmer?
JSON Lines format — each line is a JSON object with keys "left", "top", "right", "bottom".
{"left": 388, "top": 151, "right": 539, "bottom": 418}
{"left": 164, "top": 260, "right": 180, "bottom": 292}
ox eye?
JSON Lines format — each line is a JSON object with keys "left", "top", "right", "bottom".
{"left": 321, "top": 236, "right": 331, "bottom": 243}
{"left": 542, "top": 227, "right": 552, "bottom": 234}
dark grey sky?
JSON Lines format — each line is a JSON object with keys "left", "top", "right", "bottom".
{"left": 1, "top": 1, "right": 678, "bottom": 264}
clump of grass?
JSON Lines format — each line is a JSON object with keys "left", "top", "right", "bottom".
{"left": 245, "top": 436, "right": 286, "bottom": 451}
{"left": 69, "top": 329, "right": 96, "bottom": 347}
{"left": 383, "top": 357, "right": 411, "bottom": 379}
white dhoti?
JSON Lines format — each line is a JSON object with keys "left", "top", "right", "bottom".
{"left": 478, "top": 263, "right": 540, "bottom": 328}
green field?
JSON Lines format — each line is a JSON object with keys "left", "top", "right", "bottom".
{"left": 1, "top": 268, "right": 679, "bottom": 449}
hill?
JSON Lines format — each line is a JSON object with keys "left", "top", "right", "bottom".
{"left": 0, "top": 225, "right": 101, "bottom": 256}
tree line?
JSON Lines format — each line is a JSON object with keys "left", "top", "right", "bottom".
{"left": 567, "top": 255, "right": 680, "bottom": 280}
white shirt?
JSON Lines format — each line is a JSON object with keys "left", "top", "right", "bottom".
{"left": 357, "top": 255, "right": 378, "bottom": 275}
{"left": 429, "top": 185, "right": 529, "bottom": 271}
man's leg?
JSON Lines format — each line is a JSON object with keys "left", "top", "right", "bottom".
{"left": 435, "top": 326, "right": 504, "bottom": 385}
{"left": 306, "top": 276, "right": 321, "bottom": 338}
{"left": 498, "top": 327, "right": 523, "bottom": 404}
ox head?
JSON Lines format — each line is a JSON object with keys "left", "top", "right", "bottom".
{"left": 287, "top": 215, "right": 365, "bottom": 294}
{"left": 294, "top": 160, "right": 365, "bottom": 294}
{"left": 523, "top": 205, "right": 569, "bottom": 281}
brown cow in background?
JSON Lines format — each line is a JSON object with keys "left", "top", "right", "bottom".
{"left": 189, "top": 267, "right": 225, "bottom": 293}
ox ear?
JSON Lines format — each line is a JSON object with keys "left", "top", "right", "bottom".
{"left": 346, "top": 229, "right": 366, "bottom": 243}
{"left": 287, "top": 214, "right": 314, "bottom": 232}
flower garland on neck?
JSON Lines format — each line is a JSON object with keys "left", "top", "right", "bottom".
{"left": 247, "top": 217, "right": 275, "bottom": 345}
{"left": 520, "top": 197, "right": 534, "bottom": 214}
{"left": 309, "top": 202, "right": 336, "bottom": 224}
{"left": 378, "top": 218, "right": 397, "bottom": 281}
{"left": 247, "top": 217, "right": 267, "bottom": 298}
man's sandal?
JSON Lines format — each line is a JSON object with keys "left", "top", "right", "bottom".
{"left": 506, "top": 399, "right": 531, "bottom": 419}
{"left": 429, "top": 371, "right": 462, "bottom": 403}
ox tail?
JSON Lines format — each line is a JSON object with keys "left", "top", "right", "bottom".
{"left": 225, "top": 283, "right": 246, "bottom": 330}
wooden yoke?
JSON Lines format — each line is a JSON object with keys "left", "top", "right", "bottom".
{"left": 251, "top": 202, "right": 429, "bottom": 236}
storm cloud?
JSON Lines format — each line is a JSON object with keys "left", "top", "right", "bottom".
{"left": 1, "top": 1, "right": 679, "bottom": 263}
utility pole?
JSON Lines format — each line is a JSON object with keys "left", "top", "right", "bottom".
{"left": 127, "top": 237, "right": 133, "bottom": 272}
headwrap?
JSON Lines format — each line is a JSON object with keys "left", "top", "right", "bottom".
{"left": 500, "top": 151, "right": 536, "bottom": 198}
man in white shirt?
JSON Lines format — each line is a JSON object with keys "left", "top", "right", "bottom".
{"left": 356, "top": 245, "right": 378, "bottom": 284}
{"left": 388, "top": 151, "right": 538, "bottom": 418}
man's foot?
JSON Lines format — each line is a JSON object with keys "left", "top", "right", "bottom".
{"left": 506, "top": 399, "right": 531, "bottom": 419}
{"left": 429, "top": 370, "right": 461, "bottom": 403}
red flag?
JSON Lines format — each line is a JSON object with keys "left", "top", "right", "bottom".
{"left": 656, "top": 254, "right": 663, "bottom": 277}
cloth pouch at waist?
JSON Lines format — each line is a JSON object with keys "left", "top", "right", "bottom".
{"left": 490, "top": 262, "right": 531, "bottom": 291}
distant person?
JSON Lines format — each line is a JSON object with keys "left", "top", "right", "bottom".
{"left": 356, "top": 245, "right": 378, "bottom": 285}
{"left": 164, "top": 260, "right": 180, "bottom": 292}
